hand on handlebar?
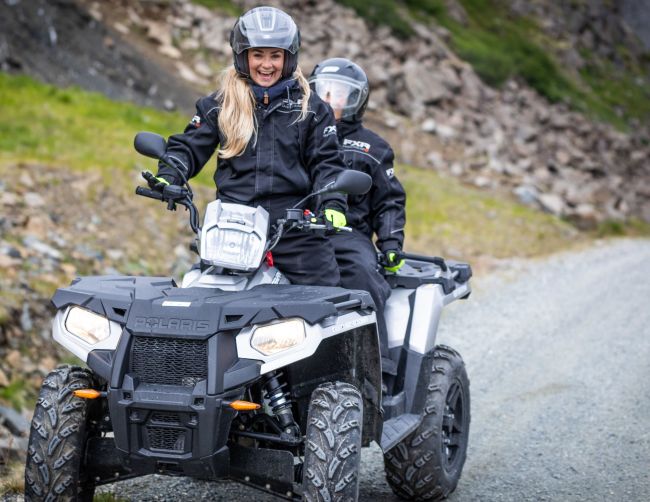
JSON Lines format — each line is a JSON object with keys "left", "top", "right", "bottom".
{"left": 142, "top": 170, "right": 176, "bottom": 192}
{"left": 322, "top": 208, "right": 347, "bottom": 235}
{"left": 382, "top": 249, "right": 406, "bottom": 273}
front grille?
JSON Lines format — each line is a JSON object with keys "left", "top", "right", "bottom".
{"left": 147, "top": 426, "right": 185, "bottom": 452}
{"left": 131, "top": 336, "right": 208, "bottom": 386}
{"left": 150, "top": 411, "right": 181, "bottom": 424}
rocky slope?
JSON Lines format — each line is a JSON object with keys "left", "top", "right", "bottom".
{"left": 4, "top": 0, "right": 648, "bottom": 228}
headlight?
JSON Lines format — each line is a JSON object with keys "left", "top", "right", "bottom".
{"left": 251, "top": 318, "right": 306, "bottom": 356}
{"left": 203, "top": 227, "right": 264, "bottom": 270}
{"left": 64, "top": 307, "right": 110, "bottom": 345}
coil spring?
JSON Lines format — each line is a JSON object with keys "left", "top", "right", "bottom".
{"left": 263, "top": 371, "right": 291, "bottom": 414}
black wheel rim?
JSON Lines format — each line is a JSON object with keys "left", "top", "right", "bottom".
{"left": 441, "top": 380, "right": 466, "bottom": 470}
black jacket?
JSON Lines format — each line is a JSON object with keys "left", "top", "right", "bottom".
{"left": 337, "top": 120, "right": 406, "bottom": 252}
{"left": 157, "top": 81, "right": 346, "bottom": 219}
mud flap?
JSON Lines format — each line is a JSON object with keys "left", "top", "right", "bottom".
{"left": 229, "top": 444, "right": 297, "bottom": 498}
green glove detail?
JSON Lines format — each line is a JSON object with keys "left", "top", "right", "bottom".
{"left": 324, "top": 209, "right": 347, "bottom": 228}
{"left": 143, "top": 170, "right": 172, "bottom": 192}
{"left": 384, "top": 250, "right": 406, "bottom": 273}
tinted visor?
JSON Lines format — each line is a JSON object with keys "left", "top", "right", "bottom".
{"left": 232, "top": 7, "right": 300, "bottom": 54}
{"left": 310, "top": 74, "right": 365, "bottom": 119}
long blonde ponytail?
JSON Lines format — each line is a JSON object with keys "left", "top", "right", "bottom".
{"left": 217, "top": 65, "right": 313, "bottom": 159}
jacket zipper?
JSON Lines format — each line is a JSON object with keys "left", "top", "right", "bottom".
{"left": 263, "top": 90, "right": 269, "bottom": 105}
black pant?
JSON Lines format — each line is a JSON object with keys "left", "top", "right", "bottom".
{"left": 271, "top": 228, "right": 341, "bottom": 287}
{"left": 330, "top": 229, "right": 392, "bottom": 358}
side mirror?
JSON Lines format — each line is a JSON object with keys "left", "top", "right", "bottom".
{"left": 327, "top": 170, "right": 372, "bottom": 195}
{"left": 134, "top": 132, "right": 167, "bottom": 160}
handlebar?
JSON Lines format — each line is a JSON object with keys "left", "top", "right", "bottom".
{"left": 135, "top": 186, "right": 164, "bottom": 201}
{"left": 136, "top": 183, "right": 200, "bottom": 234}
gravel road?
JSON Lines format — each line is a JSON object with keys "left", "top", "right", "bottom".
{"left": 97, "top": 238, "right": 650, "bottom": 501}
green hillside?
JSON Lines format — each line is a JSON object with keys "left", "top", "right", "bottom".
{"left": 336, "top": 0, "right": 650, "bottom": 128}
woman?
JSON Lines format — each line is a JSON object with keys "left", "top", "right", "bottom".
{"left": 152, "top": 6, "right": 348, "bottom": 286}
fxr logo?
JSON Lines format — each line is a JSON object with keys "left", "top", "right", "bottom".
{"left": 134, "top": 317, "right": 210, "bottom": 331}
{"left": 343, "top": 139, "right": 370, "bottom": 152}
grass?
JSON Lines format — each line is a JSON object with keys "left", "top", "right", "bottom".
{"left": 0, "top": 377, "right": 34, "bottom": 411}
{"left": 398, "top": 165, "right": 582, "bottom": 260}
{"left": 0, "top": 461, "right": 24, "bottom": 497}
{"left": 190, "top": 0, "right": 242, "bottom": 16}
{"left": 0, "top": 72, "right": 216, "bottom": 187}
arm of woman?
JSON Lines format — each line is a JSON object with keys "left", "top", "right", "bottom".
{"left": 157, "top": 96, "right": 220, "bottom": 183}
{"left": 302, "top": 97, "right": 348, "bottom": 213}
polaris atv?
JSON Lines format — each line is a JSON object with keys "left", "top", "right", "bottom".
{"left": 24, "top": 132, "right": 472, "bottom": 501}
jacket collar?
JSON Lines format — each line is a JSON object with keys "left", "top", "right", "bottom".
{"left": 337, "top": 119, "right": 363, "bottom": 140}
{"left": 250, "top": 78, "right": 299, "bottom": 105}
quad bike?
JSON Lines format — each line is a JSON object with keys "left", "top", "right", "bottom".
{"left": 24, "top": 132, "right": 472, "bottom": 501}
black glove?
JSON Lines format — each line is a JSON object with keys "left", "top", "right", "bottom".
{"left": 142, "top": 171, "right": 176, "bottom": 192}
{"left": 382, "top": 248, "right": 405, "bottom": 272}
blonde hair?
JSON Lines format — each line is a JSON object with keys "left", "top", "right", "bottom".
{"left": 217, "top": 66, "right": 312, "bottom": 159}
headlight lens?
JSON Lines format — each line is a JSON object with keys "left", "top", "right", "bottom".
{"left": 203, "top": 227, "right": 264, "bottom": 270}
{"left": 251, "top": 318, "right": 306, "bottom": 356}
{"left": 65, "top": 307, "right": 110, "bottom": 345}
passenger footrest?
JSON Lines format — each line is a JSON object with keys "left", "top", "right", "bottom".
{"left": 380, "top": 413, "right": 421, "bottom": 452}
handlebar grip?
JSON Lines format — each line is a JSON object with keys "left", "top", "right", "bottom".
{"left": 307, "top": 224, "right": 352, "bottom": 232}
{"left": 135, "top": 186, "right": 164, "bottom": 201}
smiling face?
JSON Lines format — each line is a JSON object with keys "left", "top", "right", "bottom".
{"left": 247, "top": 48, "right": 285, "bottom": 87}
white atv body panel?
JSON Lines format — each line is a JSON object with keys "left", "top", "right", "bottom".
{"left": 181, "top": 263, "right": 289, "bottom": 290}
{"left": 384, "top": 266, "right": 471, "bottom": 354}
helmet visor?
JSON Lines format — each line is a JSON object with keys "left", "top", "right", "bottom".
{"left": 310, "top": 75, "right": 365, "bottom": 120}
{"left": 232, "top": 7, "right": 300, "bottom": 54}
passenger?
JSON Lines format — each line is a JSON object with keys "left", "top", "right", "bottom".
{"left": 310, "top": 58, "right": 407, "bottom": 368}
{"left": 150, "top": 6, "right": 348, "bottom": 286}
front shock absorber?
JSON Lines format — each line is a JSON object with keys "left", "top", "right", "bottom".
{"left": 263, "top": 371, "right": 299, "bottom": 435}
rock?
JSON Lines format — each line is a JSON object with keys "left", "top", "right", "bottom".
{"left": 537, "top": 193, "right": 565, "bottom": 216}
{"left": 145, "top": 20, "right": 172, "bottom": 46}
{"left": 1, "top": 192, "right": 19, "bottom": 205}
{"left": 159, "top": 44, "right": 182, "bottom": 59}
{"left": 106, "top": 249, "right": 124, "bottom": 261}
{"left": 19, "top": 172, "right": 34, "bottom": 188}
{"left": 175, "top": 62, "right": 207, "bottom": 85}
{"left": 22, "top": 235, "right": 62, "bottom": 260}
{"left": 426, "top": 151, "right": 444, "bottom": 169}
{"left": 473, "top": 176, "right": 492, "bottom": 188}
{"left": 24, "top": 192, "right": 46, "bottom": 208}
{"left": 5, "top": 350, "right": 22, "bottom": 370}
{"left": 0, "top": 405, "right": 30, "bottom": 437}
{"left": 20, "top": 303, "right": 32, "bottom": 332}
{"left": 421, "top": 118, "right": 437, "bottom": 133}
{"left": 194, "top": 60, "right": 213, "bottom": 78}
{"left": 450, "top": 162, "right": 464, "bottom": 176}
{"left": 555, "top": 149, "right": 572, "bottom": 166}
{"left": 0, "top": 254, "right": 20, "bottom": 268}
{"left": 113, "top": 22, "right": 129, "bottom": 35}
{"left": 60, "top": 262, "right": 78, "bottom": 277}
{"left": 38, "top": 356, "right": 57, "bottom": 376}
{"left": 436, "top": 124, "right": 457, "bottom": 140}
{"left": 0, "top": 368, "right": 9, "bottom": 387}
{"left": 403, "top": 60, "right": 450, "bottom": 106}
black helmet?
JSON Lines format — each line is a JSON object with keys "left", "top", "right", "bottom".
{"left": 309, "top": 57, "right": 370, "bottom": 122}
{"left": 229, "top": 6, "right": 301, "bottom": 79}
